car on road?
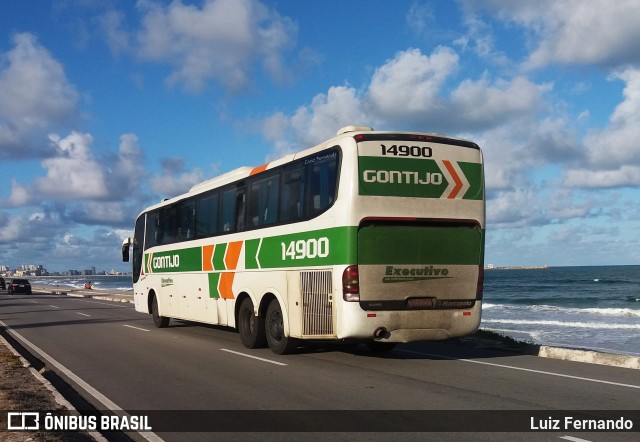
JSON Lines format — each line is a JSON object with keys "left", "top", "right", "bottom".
{"left": 7, "top": 278, "right": 32, "bottom": 295}
{"left": 0, "top": 276, "right": 5, "bottom": 290}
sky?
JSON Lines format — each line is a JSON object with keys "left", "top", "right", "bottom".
{"left": 1, "top": 0, "right": 639, "bottom": 272}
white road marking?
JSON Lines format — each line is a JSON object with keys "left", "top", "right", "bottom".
{"left": 124, "top": 325, "right": 150, "bottom": 332}
{"left": 221, "top": 348, "right": 287, "bottom": 366}
{"left": 73, "top": 299, "right": 130, "bottom": 308}
{"left": 560, "top": 436, "right": 593, "bottom": 442}
{"left": 76, "top": 312, "right": 91, "bottom": 317}
{"left": 399, "top": 349, "right": 640, "bottom": 390}
{"left": 49, "top": 305, "right": 60, "bottom": 309}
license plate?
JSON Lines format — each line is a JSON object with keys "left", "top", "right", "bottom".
{"left": 407, "top": 298, "right": 434, "bottom": 309}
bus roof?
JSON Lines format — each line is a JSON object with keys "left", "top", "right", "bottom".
{"left": 146, "top": 125, "right": 480, "bottom": 211}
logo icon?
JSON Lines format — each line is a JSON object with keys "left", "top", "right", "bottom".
{"left": 7, "top": 412, "right": 40, "bottom": 430}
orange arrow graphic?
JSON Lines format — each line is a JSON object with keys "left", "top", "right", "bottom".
{"left": 442, "top": 160, "right": 463, "bottom": 199}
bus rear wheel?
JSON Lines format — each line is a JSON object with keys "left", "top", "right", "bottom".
{"left": 238, "top": 298, "right": 266, "bottom": 348}
{"left": 266, "top": 300, "right": 299, "bottom": 355}
{"left": 151, "top": 295, "right": 170, "bottom": 328}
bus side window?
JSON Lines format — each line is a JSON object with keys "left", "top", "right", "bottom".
{"left": 195, "top": 192, "right": 218, "bottom": 238}
{"left": 236, "top": 188, "right": 246, "bottom": 232}
{"left": 280, "top": 166, "right": 304, "bottom": 222}
{"left": 145, "top": 211, "right": 159, "bottom": 248}
{"left": 307, "top": 156, "right": 337, "bottom": 216}
{"left": 248, "top": 173, "right": 279, "bottom": 227}
{"left": 161, "top": 205, "right": 179, "bottom": 244}
{"left": 178, "top": 200, "right": 195, "bottom": 240}
{"left": 221, "top": 187, "right": 237, "bottom": 233}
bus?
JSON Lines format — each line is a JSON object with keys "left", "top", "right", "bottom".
{"left": 122, "top": 126, "right": 485, "bottom": 354}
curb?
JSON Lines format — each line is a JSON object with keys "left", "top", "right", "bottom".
{"left": 0, "top": 335, "right": 108, "bottom": 442}
{"left": 536, "top": 345, "right": 640, "bottom": 370}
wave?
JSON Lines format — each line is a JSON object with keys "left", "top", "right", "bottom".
{"left": 482, "top": 319, "right": 640, "bottom": 330}
{"left": 485, "top": 296, "right": 603, "bottom": 305}
{"left": 482, "top": 303, "right": 640, "bottom": 317}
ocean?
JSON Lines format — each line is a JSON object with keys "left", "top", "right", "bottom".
{"left": 30, "top": 275, "right": 134, "bottom": 292}
{"left": 482, "top": 265, "right": 640, "bottom": 356}
{"left": 30, "top": 265, "right": 640, "bottom": 356}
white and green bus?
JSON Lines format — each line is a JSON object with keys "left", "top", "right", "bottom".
{"left": 122, "top": 126, "right": 485, "bottom": 354}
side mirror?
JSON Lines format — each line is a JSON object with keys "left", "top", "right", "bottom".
{"left": 122, "top": 238, "right": 131, "bottom": 262}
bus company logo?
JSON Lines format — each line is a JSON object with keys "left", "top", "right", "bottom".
{"left": 383, "top": 265, "right": 450, "bottom": 283}
{"left": 362, "top": 169, "right": 443, "bottom": 185}
{"left": 152, "top": 254, "right": 180, "bottom": 270}
{"left": 161, "top": 277, "right": 174, "bottom": 287}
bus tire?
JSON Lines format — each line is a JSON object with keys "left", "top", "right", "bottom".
{"left": 266, "top": 300, "right": 299, "bottom": 355}
{"left": 151, "top": 295, "right": 170, "bottom": 328}
{"left": 366, "top": 340, "right": 396, "bottom": 353}
{"left": 238, "top": 298, "right": 266, "bottom": 349}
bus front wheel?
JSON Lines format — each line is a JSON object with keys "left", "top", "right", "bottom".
{"left": 238, "top": 298, "right": 266, "bottom": 348}
{"left": 151, "top": 295, "right": 170, "bottom": 328}
{"left": 266, "top": 300, "right": 299, "bottom": 355}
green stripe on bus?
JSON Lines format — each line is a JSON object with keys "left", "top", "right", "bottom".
{"left": 147, "top": 247, "right": 202, "bottom": 273}
{"left": 358, "top": 156, "right": 446, "bottom": 198}
{"left": 213, "top": 243, "right": 227, "bottom": 270}
{"left": 458, "top": 162, "right": 483, "bottom": 200}
{"left": 358, "top": 156, "right": 482, "bottom": 199}
{"left": 358, "top": 225, "right": 483, "bottom": 265}
{"left": 246, "top": 226, "right": 357, "bottom": 269}
{"left": 244, "top": 239, "right": 260, "bottom": 269}
{"left": 208, "top": 273, "right": 220, "bottom": 298}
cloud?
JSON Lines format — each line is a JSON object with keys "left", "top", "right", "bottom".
{"left": 150, "top": 157, "right": 204, "bottom": 197}
{"left": 35, "top": 132, "right": 109, "bottom": 199}
{"left": 103, "top": 133, "right": 147, "bottom": 200}
{"left": 261, "top": 85, "right": 367, "bottom": 158}
{"left": 563, "top": 67, "right": 640, "bottom": 188}
{"left": 0, "top": 33, "right": 79, "bottom": 158}
{"left": 486, "top": 188, "right": 548, "bottom": 227}
{"left": 261, "top": 47, "right": 551, "bottom": 156}
{"left": 131, "top": 0, "right": 297, "bottom": 92}
{"left": 462, "top": 0, "right": 640, "bottom": 69}
{"left": 367, "top": 47, "right": 458, "bottom": 122}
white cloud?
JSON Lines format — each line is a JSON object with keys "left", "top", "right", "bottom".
{"left": 150, "top": 157, "right": 204, "bottom": 197}
{"left": 261, "top": 46, "right": 552, "bottom": 153}
{"left": 368, "top": 47, "right": 458, "bottom": 121}
{"left": 36, "top": 132, "right": 109, "bottom": 199}
{"left": 486, "top": 188, "right": 547, "bottom": 227}
{"left": 564, "top": 166, "right": 640, "bottom": 189}
{"left": 134, "top": 0, "right": 296, "bottom": 92}
{"left": 104, "top": 133, "right": 146, "bottom": 199}
{"left": 262, "top": 85, "right": 367, "bottom": 158}
{"left": 462, "top": 0, "right": 640, "bottom": 69}
{"left": 7, "top": 180, "right": 33, "bottom": 207}
{"left": 564, "top": 67, "right": 640, "bottom": 188}
{"left": 450, "top": 76, "right": 549, "bottom": 128}
{"left": 0, "top": 33, "right": 79, "bottom": 156}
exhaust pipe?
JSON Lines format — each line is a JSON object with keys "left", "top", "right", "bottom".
{"left": 373, "top": 327, "right": 388, "bottom": 339}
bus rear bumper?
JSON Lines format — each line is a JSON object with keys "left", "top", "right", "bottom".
{"left": 337, "top": 301, "right": 482, "bottom": 342}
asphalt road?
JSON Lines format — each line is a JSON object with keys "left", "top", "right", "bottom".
{"left": 1, "top": 291, "right": 638, "bottom": 442}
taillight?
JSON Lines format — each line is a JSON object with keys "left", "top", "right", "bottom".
{"left": 476, "top": 266, "right": 484, "bottom": 300}
{"left": 342, "top": 265, "right": 360, "bottom": 302}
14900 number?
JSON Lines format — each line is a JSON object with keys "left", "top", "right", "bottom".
{"left": 381, "top": 144, "right": 432, "bottom": 157}
{"left": 281, "top": 237, "right": 329, "bottom": 260}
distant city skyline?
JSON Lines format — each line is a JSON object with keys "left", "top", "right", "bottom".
{"left": 0, "top": 263, "right": 127, "bottom": 277}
